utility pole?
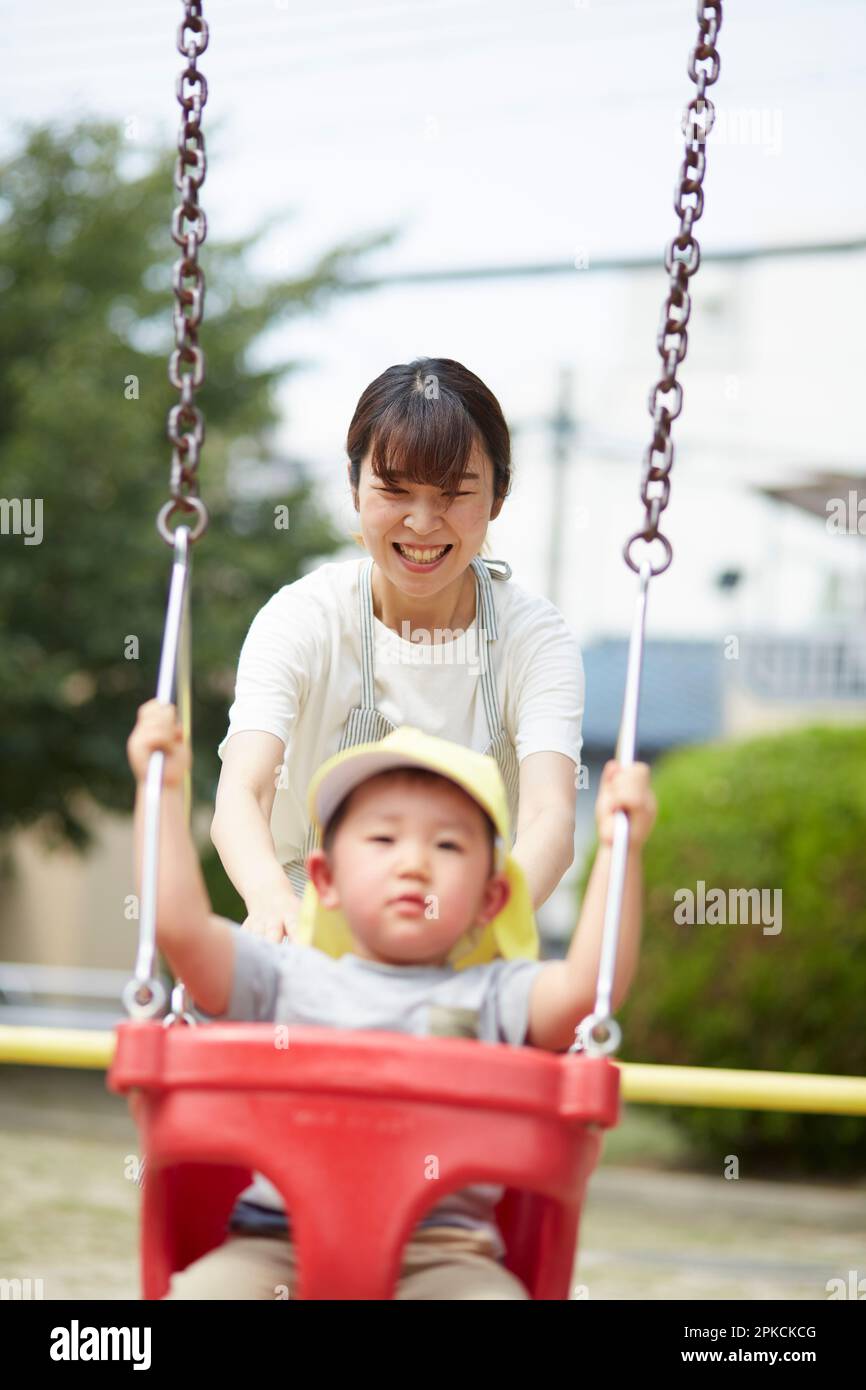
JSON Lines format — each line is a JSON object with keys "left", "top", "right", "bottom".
{"left": 509, "top": 368, "right": 581, "bottom": 949}
{"left": 510, "top": 367, "right": 580, "bottom": 607}
{"left": 547, "top": 366, "right": 578, "bottom": 608}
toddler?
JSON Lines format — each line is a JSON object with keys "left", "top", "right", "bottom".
{"left": 127, "top": 701, "right": 656, "bottom": 1300}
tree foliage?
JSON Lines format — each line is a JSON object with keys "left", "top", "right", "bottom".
{"left": 0, "top": 119, "right": 394, "bottom": 850}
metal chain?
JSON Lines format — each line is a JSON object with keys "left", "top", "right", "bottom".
{"left": 157, "top": 1, "right": 211, "bottom": 547}
{"left": 624, "top": 0, "right": 722, "bottom": 577}
{"left": 575, "top": 4, "right": 724, "bottom": 1057}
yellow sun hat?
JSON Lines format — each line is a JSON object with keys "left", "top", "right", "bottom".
{"left": 292, "top": 725, "right": 539, "bottom": 969}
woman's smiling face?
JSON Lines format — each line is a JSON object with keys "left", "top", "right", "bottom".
{"left": 351, "top": 437, "right": 503, "bottom": 585}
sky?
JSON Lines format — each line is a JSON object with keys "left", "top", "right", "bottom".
{"left": 3, "top": 0, "right": 865, "bottom": 640}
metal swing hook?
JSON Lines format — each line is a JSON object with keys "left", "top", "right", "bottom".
{"left": 123, "top": 526, "right": 196, "bottom": 1024}
{"left": 571, "top": 556, "right": 653, "bottom": 1058}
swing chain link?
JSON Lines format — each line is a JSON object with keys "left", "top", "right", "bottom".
{"left": 624, "top": 0, "right": 722, "bottom": 577}
{"left": 158, "top": 1, "right": 211, "bottom": 547}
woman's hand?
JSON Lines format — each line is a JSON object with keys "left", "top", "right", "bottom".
{"left": 595, "top": 760, "right": 657, "bottom": 849}
{"left": 242, "top": 882, "right": 302, "bottom": 944}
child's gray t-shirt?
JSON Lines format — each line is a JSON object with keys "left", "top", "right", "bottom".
{"left": 202, "top": 927, "right": 546, "bottom": 1260}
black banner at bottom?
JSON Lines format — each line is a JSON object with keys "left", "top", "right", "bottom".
{"left": 6, "top": 1296, "right": 862, "bottom": 1375}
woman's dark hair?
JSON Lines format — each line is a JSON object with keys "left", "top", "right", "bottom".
{"left": 321, "top": 767, "right": 496, "bottom": 874}
{"left": 346, "top": 358, "right": 512, "bottom": 515}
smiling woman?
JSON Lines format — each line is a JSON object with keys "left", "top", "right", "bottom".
{"left": 210, "top": 357, "right": 585, "bottom": 944}
{"left": 346, "top": 359, "right": 511, "bottom": 638}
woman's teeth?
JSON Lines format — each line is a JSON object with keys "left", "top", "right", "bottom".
{"left": 395, "top": 543, "right": 451, "bottom": 564}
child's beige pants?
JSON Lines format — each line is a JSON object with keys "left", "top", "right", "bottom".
{"left": 163, "top": 1225, "right": 530, "bottom": 1300}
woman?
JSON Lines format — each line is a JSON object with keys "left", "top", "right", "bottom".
{"left": 211, "top": 357, "right": 585, "bottom": 942}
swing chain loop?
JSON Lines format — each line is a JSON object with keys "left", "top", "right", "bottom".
{"left": 624, "top": 0, "right": 722, "bottom": 577}
{"left": 159, "top": 1, "right": 210, "bottom": 549}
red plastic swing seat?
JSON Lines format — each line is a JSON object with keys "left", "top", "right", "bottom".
{"left": 108, "top": 1021, "right": 620, "bottom": 1300}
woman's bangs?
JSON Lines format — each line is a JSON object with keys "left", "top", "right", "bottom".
{"left": 369, "top": 403, "right": 477, "bottom": 494}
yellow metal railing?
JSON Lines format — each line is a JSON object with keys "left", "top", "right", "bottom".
{"left": 1, "top": 1025, "right": 865, "bottom": 1116}
{"left": 0, "top": 1025, "right": 113, "bottom": 1070}
{"left": 618, "top": 1060, "right": 866, "bottom": 1116}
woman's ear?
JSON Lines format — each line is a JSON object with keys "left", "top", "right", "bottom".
{"left": 347, "top": 465, "right": 364, "bottom": 543}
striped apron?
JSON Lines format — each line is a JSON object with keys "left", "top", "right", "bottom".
{"left": 283, "top": 554, "right": 520, "bottom": 899}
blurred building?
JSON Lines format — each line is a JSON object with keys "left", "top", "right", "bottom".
{"left": 540, "top": 465, "right": 866, "bottom": 945}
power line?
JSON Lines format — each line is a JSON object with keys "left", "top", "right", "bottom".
{"left": 9, "top": 0, "right": 865, "bottom": 81}
{"left": 349, "top": 237, "right": 866, "bottom": 288}
{"left": 3, "top": 0, "right": 777, "bottom": 52}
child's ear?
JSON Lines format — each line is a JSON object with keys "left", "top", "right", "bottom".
{"left": 476, "top": 872, "right": 511, "bottom": 926}
{"left": 306, "top": 848, "right": 340, "bottom": 909}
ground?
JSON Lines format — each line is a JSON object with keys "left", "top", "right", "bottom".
{"left": 0, "top": 1066, "right": 863, "bottom": 1300}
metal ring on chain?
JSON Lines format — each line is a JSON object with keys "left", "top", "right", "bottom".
{"left": 623, "top": 528, "right": 674, "bottom": 577}
{"left": 571, "top": 1013, "right": 623, "bottom": 1058}
{"left": 122, "top": 976, "right": 168, "bottom": 1022}
{"left": 157, "top": 495, "right": 209, "bottom": 547}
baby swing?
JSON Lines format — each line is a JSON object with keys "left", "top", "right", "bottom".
{"left": 108, "top": 1, "right": 724, "bottom": 1299}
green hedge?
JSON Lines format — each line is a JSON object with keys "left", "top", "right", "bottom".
{"left": 578, "top": 723, "right": 866, "bottom": 1176}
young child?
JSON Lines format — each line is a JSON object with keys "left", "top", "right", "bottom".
{"left": 127, "top": 700, "right": 656, "bottom": 1300}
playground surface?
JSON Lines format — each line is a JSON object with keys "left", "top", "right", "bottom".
{"left": 1, "top": 1065, "right": 863, "bottom": 1301}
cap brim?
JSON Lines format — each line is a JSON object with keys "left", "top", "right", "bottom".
{"left": 314, "top": 748, "right": 464, "bottom": 832}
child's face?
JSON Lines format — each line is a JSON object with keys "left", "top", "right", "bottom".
{"left": 306, "top": 775, "right": 511, "bottom": 967}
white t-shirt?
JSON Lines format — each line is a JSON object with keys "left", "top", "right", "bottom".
{"left": 217, "top": 557, "right": 585, "bottom": 868}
